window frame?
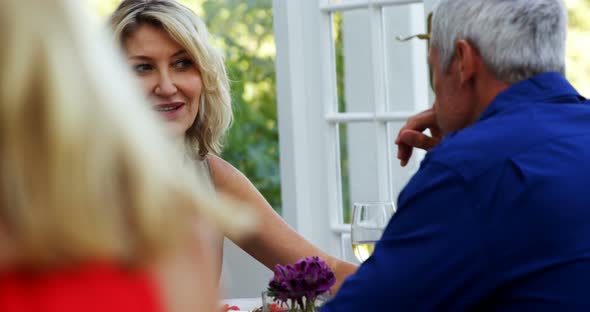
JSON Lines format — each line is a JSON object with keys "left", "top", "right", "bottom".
{"left": 272, "top": 0, "right": 435, "bottom": 261}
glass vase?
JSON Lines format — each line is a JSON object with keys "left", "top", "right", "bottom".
{"left": 261, "top": 291, "right": 330, "bottom": 312}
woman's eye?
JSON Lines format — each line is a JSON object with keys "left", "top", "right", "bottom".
{"left": 133, "top": 63, "right": 153, "bottom": 73}
{"left": 173, "top": 58, "right": 194, "bottom": 70}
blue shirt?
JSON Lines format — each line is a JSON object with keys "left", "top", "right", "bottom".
{"left": 322, "top": 73, "right": 590, "bottom": 311}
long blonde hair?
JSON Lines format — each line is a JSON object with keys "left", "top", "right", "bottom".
{"left": 110, "top": 0, "right": 233, "bottom": 159}
{"left": 0, "top": 0, "right": 248, "bottom": 269}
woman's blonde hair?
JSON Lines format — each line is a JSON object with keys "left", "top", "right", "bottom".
{"left": 110, "top": 0, "right": 233, "bottom": 159}
{"left": 0, "top": 0, "right": 248, "bottom": 269}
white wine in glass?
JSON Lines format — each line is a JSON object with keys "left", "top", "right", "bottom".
{"left": 351, "top": 202, "right": 396, "bottom": 262}
{"left": 352, "top": 241, "right": 376, "bottom": 262}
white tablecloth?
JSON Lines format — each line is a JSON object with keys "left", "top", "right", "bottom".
{"left": 223, "top": 297, "right": 262, "bottom": 311}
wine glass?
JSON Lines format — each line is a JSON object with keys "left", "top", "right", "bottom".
{"left": 351, "top": 202, "right": 396, "bottom": 262}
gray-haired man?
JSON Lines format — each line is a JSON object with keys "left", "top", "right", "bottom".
{"left": 323, "top": 0, "right": 590, "bottom": 310}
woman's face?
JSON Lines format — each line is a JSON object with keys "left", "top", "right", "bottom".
{"left": 124, "top": 24, "right": 202, "bottom": 137}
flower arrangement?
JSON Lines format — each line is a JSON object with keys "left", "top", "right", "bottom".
{"left": 263, "top": 256, "right": 336, "bottom": 312}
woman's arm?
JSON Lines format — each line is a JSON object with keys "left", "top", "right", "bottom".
{"left": 207, "top": 154, "right": 357, "bottom": 293}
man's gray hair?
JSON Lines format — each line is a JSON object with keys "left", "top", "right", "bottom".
{"left": 431, "top": 0, "right": 567, "bottom": 83}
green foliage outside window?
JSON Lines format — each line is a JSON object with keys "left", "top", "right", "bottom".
{"left": 199, "top": 0, "right": 281, "bottom": 212}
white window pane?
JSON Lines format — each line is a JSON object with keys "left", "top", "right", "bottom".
{"left": 383, "top": 3, "right": 430, "bottom": 112}
{"left": 333, "top": 9, "right": 374, "bottom": 113}
{"left": 328, "top": 0, "right": 366, "bottom": 4}
{"left": 339, "top": 122, "right": 380, "bottom": 223}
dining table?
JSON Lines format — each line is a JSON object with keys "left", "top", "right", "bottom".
{"left": 223, "top": 297, "right": 263, "bottom": 312}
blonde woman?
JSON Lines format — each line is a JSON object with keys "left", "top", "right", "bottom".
{"left": 110, "top": 0, "right": 356, "bottom": 292}
{"left": 0, "top": 0, "right": 250, "bottom": 311}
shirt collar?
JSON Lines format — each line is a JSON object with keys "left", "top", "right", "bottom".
{"left": 478, "top": 72, "right": 586, "bottom": 122}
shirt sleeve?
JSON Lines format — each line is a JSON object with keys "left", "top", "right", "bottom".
{"left": 321, "top": 162, "right": 489, "bottom": 312}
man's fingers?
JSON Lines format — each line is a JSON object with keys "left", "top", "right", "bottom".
{"left": 395, "top": 106, "right": 441, "bottom": 167}
{"left": 397, "top": 142, "right": 413, "bottom": 167}
{"left": 398, "top": 129, "right": 439, "bottom": 150}
{"left": 396, "top": 130, "right": 441, "bottom": 167}
{"left": 400, "top": 108, "right": 437, "bottom": 133}
{"left": 395, "top": 108, "right": 438, "bottom": 144}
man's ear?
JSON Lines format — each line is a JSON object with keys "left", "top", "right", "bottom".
{"left": 454, "top": 40, "right": 478, "bottom": 86}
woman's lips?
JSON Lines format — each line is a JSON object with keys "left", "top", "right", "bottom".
{"left": 154, "top": 102, "right": 185, "bottom": 120}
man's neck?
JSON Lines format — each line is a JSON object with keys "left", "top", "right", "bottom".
{"left": 472, "top": 74, "right": 511, "bottom": 123}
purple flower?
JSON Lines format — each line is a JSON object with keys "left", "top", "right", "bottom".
{"left": 267, "top": 256, "right": 336, "bottom": 305}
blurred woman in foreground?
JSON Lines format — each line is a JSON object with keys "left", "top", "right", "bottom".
{"left": 0, "top": 0, "right": 251, "bottom": 311}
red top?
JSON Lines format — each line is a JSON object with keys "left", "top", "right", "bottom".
{"left": 0, "top": 263, "right": 164, "bottom": 312}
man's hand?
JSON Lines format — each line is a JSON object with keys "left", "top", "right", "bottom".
{"left": 395, "top": 107, "right": 442, "bottom": 167}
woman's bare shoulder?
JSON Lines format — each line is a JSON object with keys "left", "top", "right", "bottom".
{"left": 206, "top": 154, "right": 253, "bottom": 195}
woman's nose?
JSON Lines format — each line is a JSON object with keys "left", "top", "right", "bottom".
{"left": 154, "top": 71, "right": 177, "bottom": 97}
